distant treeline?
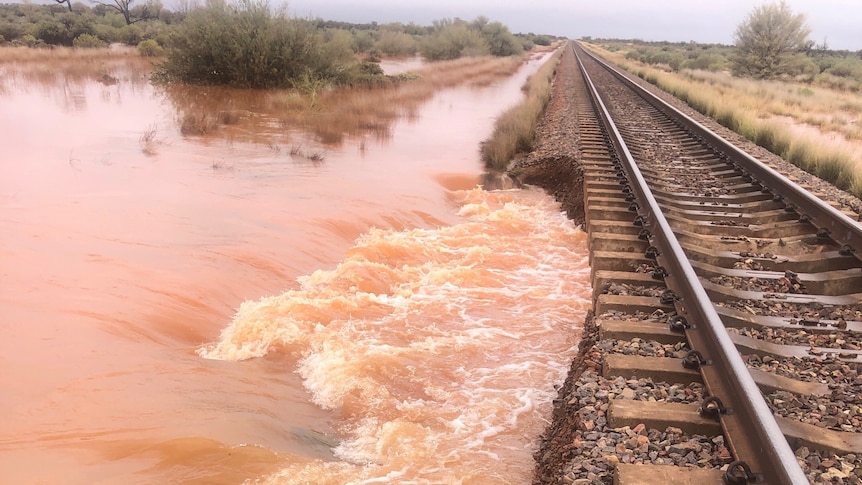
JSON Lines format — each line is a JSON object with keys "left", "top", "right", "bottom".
{"left": 0, "top": 1, "right": 562, "bottom": 88}
{"left": 585, "top": 37, "right": 862, "bottom": 92}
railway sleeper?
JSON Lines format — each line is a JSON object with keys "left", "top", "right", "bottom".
{"left": 661, "top": 206, "right": 795, "bottom": 225}
{"left": 701, "top": 279, "right": 862, "bottom": 307}
{"left": 665, "top": 215, "right": 815, "bottom": 238}
{"left": 729, "top": 332, "right": 862, "bottom": 362}
{"left": 653, "top": 190, "right": 773, "bottom": 206}
{"left": 589, "top": 233, "right": 649, "bottom": 254}
{"left": 683, "top": 245, "right": 859, "bottom": 273}
{"left": 613, "top": 464, "right": 723, "bottom": 485}
{"left": 602, "top": 353, "right": 829, "bottom": 397}
{"left": 692, "top": 260, "right": 862, "bottom": 296}
{"left": 716, "top": 305, "right": 862, "bottom": 333}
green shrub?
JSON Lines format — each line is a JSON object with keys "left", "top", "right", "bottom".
{"left": 827, "top": 59, "right": 862, "bottom": 79}
{"left": 480, "top": 21, "right": 522, "bottom": 57}
{"left": 159, "top": 0, "right": 363, "bottom": 89}
{"left": 73, "top": 32, "right": 105, "bottom": 48}
{"left": 533, "top": 35, "right": 551, "bottom": 46}
{"left": 0, "top": 21, "right": 24, "bottom": 42}
{"left": 91, "top": 23, "right": 119, "bottom": 43}
{"left": 13, "top": 34, "right": 39, "bottom": 47}
{"left": 137, "top": 38, "right": 163, "bottom": 56}
{"left": 420, "top": 21, "right": 487, "bottom": 60}
{"left": 117, "top": 23, "right": 143, "bottom": 45}
{"left": 375, "top": 30, "right": 417, "bottom": 57}
{"left": 33, "top": 19, "right": 73, "bottom": 45}
{"left": 351, "top": 29, "right": 374, "bottom": 53}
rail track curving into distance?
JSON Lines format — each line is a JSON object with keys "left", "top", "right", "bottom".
{"left": 544, "top": 42, "right": 862, "bottom": 484}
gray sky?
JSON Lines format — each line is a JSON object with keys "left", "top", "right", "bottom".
{"left": 284, "top": 0, "right": 861, "bottom": 51}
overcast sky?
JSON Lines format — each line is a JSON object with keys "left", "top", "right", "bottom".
{"left": 284, "top": 0, "right": 861, "bottom": 51}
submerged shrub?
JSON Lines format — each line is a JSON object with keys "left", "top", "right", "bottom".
{"left": 73, "top": 33, "right": 106, "bottom": 48}
{"left": 137, "top": 39, "right": 163, "bottom": 57}
{"left": 159, "top": 0, "right": 363, "bottom": 89}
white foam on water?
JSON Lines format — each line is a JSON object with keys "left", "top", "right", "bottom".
{"left": 202, "top": 187, "right": 592, "bottom": 484}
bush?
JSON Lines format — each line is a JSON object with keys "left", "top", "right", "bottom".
{"left": 480, "top": 21, "right": 522, "bottom": 57}
{"left": 12, "top": 34, "right": 39, "bottom": 47}
{"left": 91, "top": 23, "right": 119, "bottom": 43}
{"left": 421, "top": 22, "right": 487, "bottom": 60}
{"left": 826, "top": 59, "right": 862, "bottom": 79}
{"left": 117, "top": 23, "right": 143, "bottom": 45}
{"left": 159, "top": 0, "right": 363, "bottom": 89}
{"left": 73, "top": 32, "right": 105, "bottom": 48}
{"left": 533, "top": 35, "right": 551, "bottom": 46}
{"left": 375, "top": 30, "right": 417, "bottom": 57}
{"left": 0, "top": 21, "right": 24, "bottom": 42}
{"left": 137, "top": 38, "right": 163, "bottom": 56}
{"left": 33, "top": 19, "right": 74, "bottom": 45}
{"left": 683, "top": 52, "right": 727, "bottom": 71}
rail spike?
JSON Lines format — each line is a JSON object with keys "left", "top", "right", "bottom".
{"left": 723, "top": 460, "right": 762, "bottom": 485}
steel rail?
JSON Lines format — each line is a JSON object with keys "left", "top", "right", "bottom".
{"left": 582, "top": 45, "right": 862, "bottom": 257}
{"left": 573, "top": 43, "right": 809, "bottom": 484}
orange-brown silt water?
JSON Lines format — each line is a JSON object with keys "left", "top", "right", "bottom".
{"left": 0, "top": 52, "right": 591, "bottom": 484}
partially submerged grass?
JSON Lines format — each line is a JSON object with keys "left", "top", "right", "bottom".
{"left": 139, "top": 123, "right": 158, "bottom": 156}
{"left": 480, "top": 46, "right": 563, "bottom": 170}
{"left": 584, "top": 43, "right": 862, "bottom": 198}
{"left": 1, "top": 47, "right": 154, "bottom": 88}
{"left": 164, "top": 52, "right": 535, "bottom": 147}
{"left": 180, "top": 113, "right": 222, "bottom": 136}
{"left": 288, "top": 145, "right": 325, "bottom": 162}
{"left": 0, "top": 45, "right": 138, "bottom": 63}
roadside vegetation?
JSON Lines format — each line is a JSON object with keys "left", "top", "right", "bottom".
{"left": 0, "top": 1, "right": 557, "bottom": 87}
{"left": 581, "top": 1, "right": 862, "bottom": 197}
{"left": 481, "top": 45, "right": 563, "bottom": 170}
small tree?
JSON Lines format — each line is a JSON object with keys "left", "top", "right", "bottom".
{"left": 55, "top": 0, "right": 73, "bottom": 13}
{"left": 480, "top": 21, "right": 523, "bottom": 57}
{"left": 90, "top": 0, "right": 160, "bottom": 25}
{"left": 732, "top": 0, "right": 811, "bottom": 79}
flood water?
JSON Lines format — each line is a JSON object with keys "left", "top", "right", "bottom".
{"left": 0, "top": 52, "right": 591, "bottom": 484}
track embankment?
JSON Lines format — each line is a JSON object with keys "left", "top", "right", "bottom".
{"left": 515, "top": 41, "right": 862, "bottom": 485}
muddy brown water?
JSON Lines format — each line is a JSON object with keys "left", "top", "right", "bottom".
{"left": 0, "top": 54, "right": 591, "bottom": 484}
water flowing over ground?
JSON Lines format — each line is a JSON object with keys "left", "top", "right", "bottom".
{"left": 0, "top": 52, "right": 591, "bottom": 484}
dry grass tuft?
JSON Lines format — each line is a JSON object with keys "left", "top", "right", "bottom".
{"left": 0, "top": 45, "right": 138, "bottom": 63}
{"left": 481, "top": 46, "right": 563, "bottom": 170}
{"left": 180, "top": 113, "right": 222, "bottom": 136}
{"left": 288, "top": 145, "right": 326, "bottom": 162}
{"left": 139, "top": 123, "right": 159, "bottom": 156}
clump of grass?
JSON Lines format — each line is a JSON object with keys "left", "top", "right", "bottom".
{"left": 0, "top": 45, "right": 136, "bottom": 63}
{"left": 218, "top": 110, "right": 243, "bottom": 125}
{"left": 289, "top": 145, "right": 325, "bottom": 162}
{"left": 480, "top": 46, "right": 562, "bottom": 170}
{"left": 139, "top": 123, "right": 158, "bottom": 156}
{"left": 211, "top": 160, "right": 234, "bottom": 171}
{"left": 180, "top": 113, "right": 221, "bottom": 135}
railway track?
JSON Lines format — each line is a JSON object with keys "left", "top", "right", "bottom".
{"left": 539, "top": 43, "right": 862, "bottom": 484}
